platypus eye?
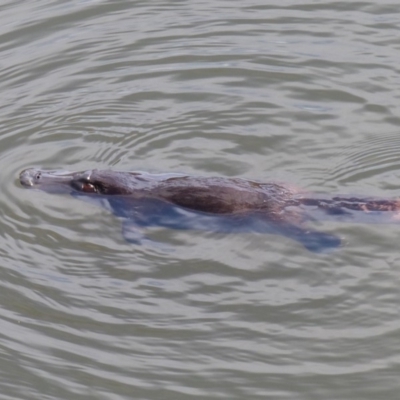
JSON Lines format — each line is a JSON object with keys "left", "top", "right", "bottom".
{"left": 71, "top": 179, "right": 98, "bottom": 193}
{"left": 81, "top": 182, "right": 97, "bottom": 193}
{"left": 35, "top": 172, "right": 41, "bottom": 180}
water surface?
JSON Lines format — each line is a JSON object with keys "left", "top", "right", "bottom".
{"left": 1, "top": 1, "right": 400, "bottom": 399}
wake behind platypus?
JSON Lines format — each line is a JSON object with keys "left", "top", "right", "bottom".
{"left": 19, "top": 168, "right": 400, "bottom": 252}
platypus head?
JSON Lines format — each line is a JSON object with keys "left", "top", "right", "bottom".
{"left": 20, "top": 168, "right": 77, "bottom": 194}
{"left": 19, "top": 168, "right": 140, "bottom": 195}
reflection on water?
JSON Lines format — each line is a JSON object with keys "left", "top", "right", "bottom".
{"left": 1, "top": 1, "right": 400, "bottom": 399}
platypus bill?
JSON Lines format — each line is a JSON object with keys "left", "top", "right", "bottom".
{"left": 19, "top": 168, "right": 400, "bottom": 252}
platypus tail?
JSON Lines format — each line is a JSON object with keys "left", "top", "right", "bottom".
{"left": 299, "top": 197, "right": 400, "bottom": 213}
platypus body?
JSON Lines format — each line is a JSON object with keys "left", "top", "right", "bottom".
{"left": 19, "top": 168, "right": 400, "bottom": 252}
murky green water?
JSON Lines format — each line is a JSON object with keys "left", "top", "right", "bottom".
{"left": 1, "top": 1, "right": 400, "bottom": 399}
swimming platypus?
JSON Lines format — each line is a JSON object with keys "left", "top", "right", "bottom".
{"left": 19, "top": 168, "right": 400, "bottom": 252}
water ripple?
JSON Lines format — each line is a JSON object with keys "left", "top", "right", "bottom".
{"left": 1, "top": 1, "right": 400, "bottom": 399}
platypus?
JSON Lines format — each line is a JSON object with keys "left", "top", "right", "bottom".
{"left": 19, "top": 168, "right": 400, "bottom": 252}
